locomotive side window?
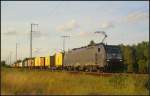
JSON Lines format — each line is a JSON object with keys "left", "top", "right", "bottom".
{"left": 98, "top": 48, "right": 101, "bottom": 52}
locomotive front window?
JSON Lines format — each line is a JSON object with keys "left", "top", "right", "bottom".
{"left": 106, "top": 46, "right": 122, "bottom": 60}
{"left": 107, "top": 47, "right": 120, "bottom": 54}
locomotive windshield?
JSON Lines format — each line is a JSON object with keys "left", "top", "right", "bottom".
{"left": 106, "top": 47, "right": 120, "bottom": 54}
{"left": 106, "top": 46, "right": 122, "bottom": 60}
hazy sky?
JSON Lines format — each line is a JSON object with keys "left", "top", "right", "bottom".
{"left": 1, "top": 1, "right": 149, "bottom": 64}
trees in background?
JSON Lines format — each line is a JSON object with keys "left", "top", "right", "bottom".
{"left": 135, "top": 41, "right": 149, "bottom": 73}
{"left": 1, "top": 60, "right": 10, "bottom": 67}
{"left": 1, "top": 60, "right": 6, "bottom": 66}
{"left": 88, "top": 40, "right": 96, "bottom": 46}
{"left": 120, "top": 45, "right": 136, "bottom": 72}
{"left": 120, "top": 41, "right": 149, "bottom": 73}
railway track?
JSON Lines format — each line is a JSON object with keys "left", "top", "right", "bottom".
{"left": 67, "top": 71, "right": 125, "bottom": 77}
{"left": 68, "top": 71, "right": 112, "bottom": 77}
{"left": 13, "top": 67, "right": 148, "bottom": 76}
{"left": 65, "top": 71, "right": 148, "bottom": 77}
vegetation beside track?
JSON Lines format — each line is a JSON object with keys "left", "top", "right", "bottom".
{"left": 1, "top": 67, "right": 149, "bottom": 95}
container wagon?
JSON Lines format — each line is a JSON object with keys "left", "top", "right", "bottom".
{"left": 24, "top": 59, "right": 28, "bottom": 68}
{"left": 50, "top": 55, "right": 55, "bottom": 70}
{"left": 27, "top": 58, "right": 35, "bottom": 68}
{"left": 18, "top": 61, "right": 23, "bottom": 68}
{"left": 35, "top": 57, "right": 40, "bottom": 68}
{"left": 40, "top": 57, "right": 45, "bottom": 68}
{"left": 11, "top": 64, "right": 15, "bottom": 68}
{"left": 55, "top": 52, "right": 64, "bottom": 69}
{"left": 34, "top": 57, "right": 45, "bottom": 69}
{"left": 45, "top": 55, "right": 51, "bottom": 68}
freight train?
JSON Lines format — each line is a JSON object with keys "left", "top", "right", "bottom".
{"left": 11, "top": 43, "right": 124, "bottom": 72}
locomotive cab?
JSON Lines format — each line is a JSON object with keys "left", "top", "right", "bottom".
{"left": 105, "top": 45, "right": 124, "bottom": 72}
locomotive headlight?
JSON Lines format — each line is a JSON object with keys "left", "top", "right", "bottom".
{"left": 107, "top": 59, "right": 110, "bottom": 61}
{"left": 120, "top": 59, "right": 122, "bottom": 61}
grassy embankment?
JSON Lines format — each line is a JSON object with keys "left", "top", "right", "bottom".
{"left": 1, "top": 67, "right": 149, "bottom": 95}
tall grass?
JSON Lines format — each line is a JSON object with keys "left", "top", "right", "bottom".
{"left": 1, "top": 67, "right": 149, "bottom": 95}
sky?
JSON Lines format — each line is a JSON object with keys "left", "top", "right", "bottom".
{"left": 1, "top": 1, "right": 149, "bottom": 64}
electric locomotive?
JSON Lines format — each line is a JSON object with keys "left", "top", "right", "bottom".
{"left": 63, "top": 43, "right": 124, "bottom": 72}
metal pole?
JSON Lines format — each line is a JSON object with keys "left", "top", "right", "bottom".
{"left": 62, "top": 38, "right": 65, "bottom": 69}
{"left": 30, "top": 23, "right": 38, "bottom": 68}
{"left": 16, "top": 43, "right": 17, "bottom": 62}
{"left": 10, "top": 52, "right": 11, "bottom": 65}
{"left": 63, "top": 37, "right": 65, "bottom": 52}
{"left": 6, "top": 57, "right": 8, "bottom": 65}
{"left": 30, "top": 24, "right": 32, "bottom": 59}
{"left": 7, "top": 56, "right": 9, "bottom": 65}
{"left": 5, "top": 58, "right": 7, "bottom": 65}
{"left": 30, "top": 24, "right": 32, "bottom": 69}
{"left": 8, "top": 54, "right": 10, "bottom": 65}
